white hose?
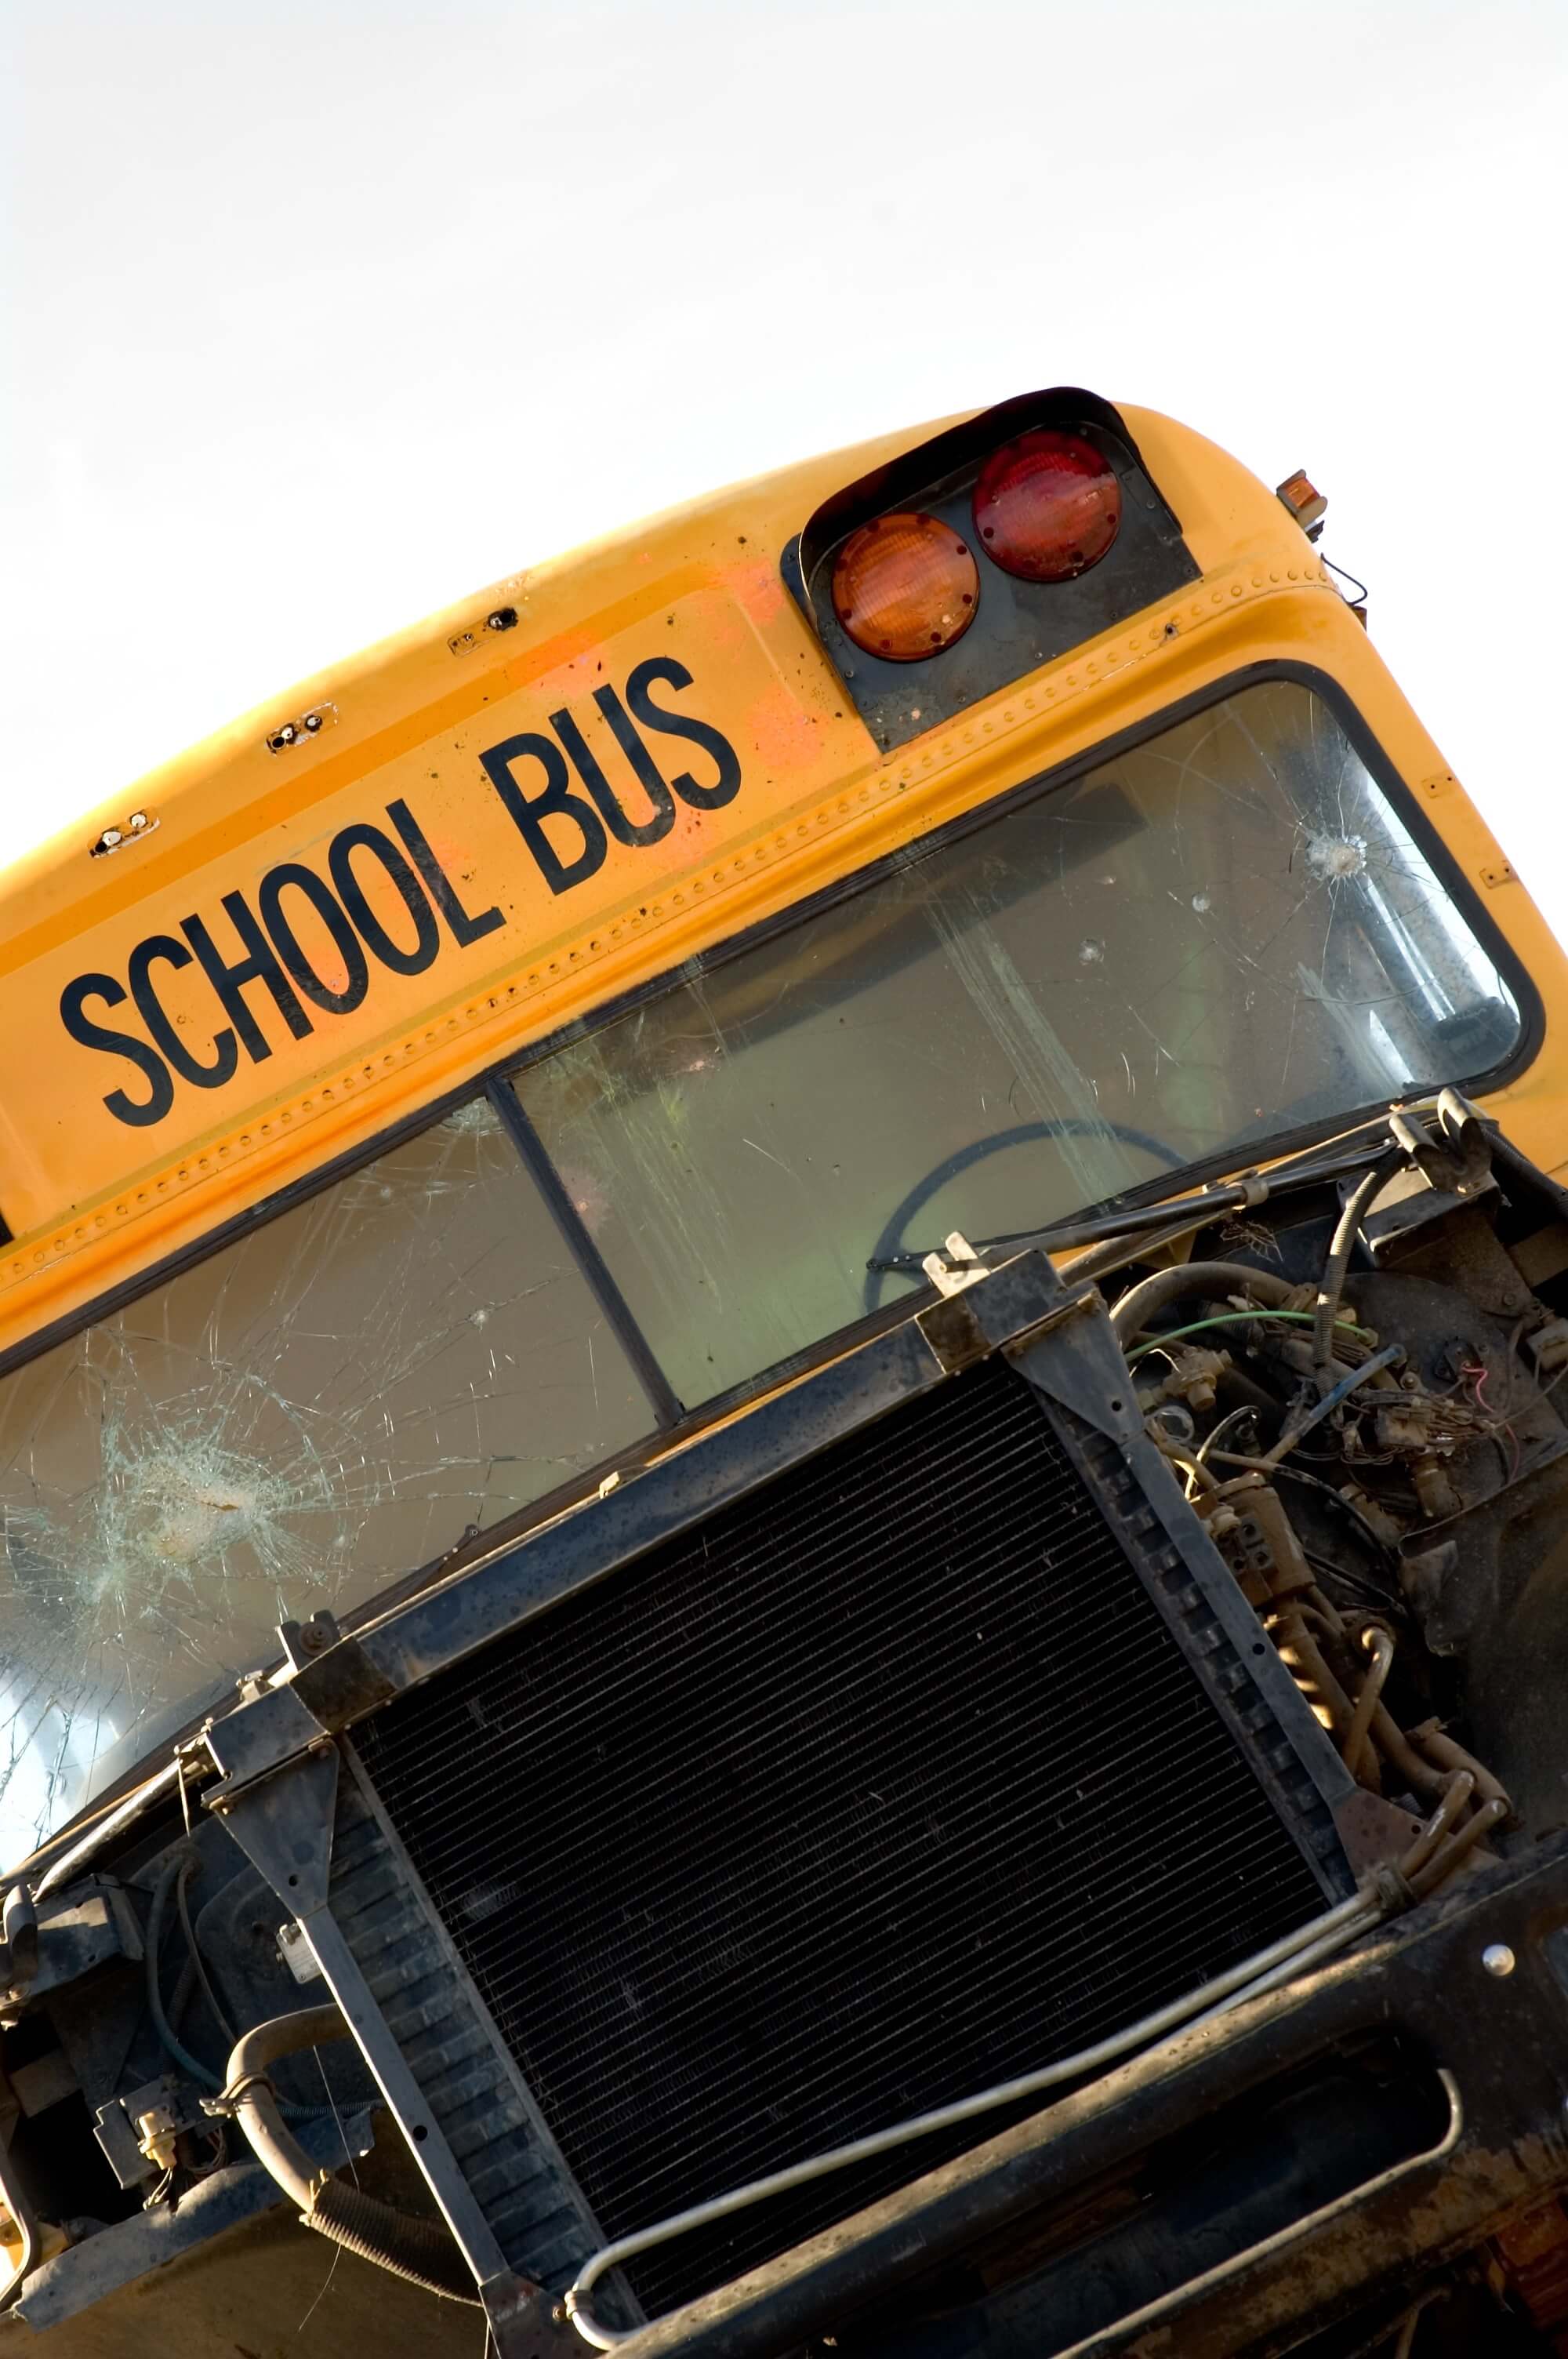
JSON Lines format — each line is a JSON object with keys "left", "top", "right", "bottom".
{"left": 563, "top": 1890, "right": 1379, "bottom": 2350}
{"left": 30, "top": 1760, "right": 185, "bottom": 1900}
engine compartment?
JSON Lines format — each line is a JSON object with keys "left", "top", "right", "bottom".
{"left": 1102, "top": 1092, "right": 1568, "bottom": 1856}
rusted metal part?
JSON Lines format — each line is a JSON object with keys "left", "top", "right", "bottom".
{"left": 1332, "top": 1790, "right": 1428, "bottom": 1877}
{"left": 1410, "top": 1721, "right": 1513, "bottom": 1816}
{"left": 1491, "top": 2198, "right": 1568, "bottom": 2352}
{"left": 1341, "top": 1626, "right": 1396, "bottom": 1780}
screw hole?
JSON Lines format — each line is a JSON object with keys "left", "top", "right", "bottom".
{"left": 286, "top": 1873, "right": 299, "bottom": 1888}
{"left": 412, "top": 2123, "right": 429, "bottom": 2143}
{"left": 1109, "top": 1398, "right": 1123, "bottom": 1412}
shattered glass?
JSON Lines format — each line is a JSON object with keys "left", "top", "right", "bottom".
{"left": 0, "top": 1104, "right": 647, "bottom": 1859}
{"left": 518, "top": 680, "right": 1521, "bottom": 1401}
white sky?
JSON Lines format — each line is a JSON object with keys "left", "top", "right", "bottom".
{"left": 5, "top": 1, "right": 1566, "bottom": 929}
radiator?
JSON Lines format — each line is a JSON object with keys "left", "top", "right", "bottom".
{"left": 351, "top": 1343, "right": 1341, "bottom": 2314}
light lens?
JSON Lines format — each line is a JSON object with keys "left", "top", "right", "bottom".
{"left": 830, "top": 513, "right": 980, "bottom": 663}
{"left": 971, "top": 431, "right": 1121, "bottom": 582}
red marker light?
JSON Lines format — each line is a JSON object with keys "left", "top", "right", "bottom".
{"left": 971, "top": 431, "right": 1121, "bottom": 583}
{"left": 831, "top": 513, "right": 980, "bottom": 663}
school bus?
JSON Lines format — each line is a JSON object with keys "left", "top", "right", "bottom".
{"left": 5, "top": 389, "right": 1568, "bottom": 2359}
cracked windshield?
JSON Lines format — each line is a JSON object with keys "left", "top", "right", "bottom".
{"left": 0, "top": 679, "right": 1519, "bottom": 1856}
{"left": 0, "top": 1104, "right": 647, "bottom": 1858}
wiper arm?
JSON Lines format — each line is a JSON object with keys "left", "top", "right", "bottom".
{"left": 866, "top": 1096, "right": 1488, "bottom": 1281}
{"left": 865, "top": 1172, "right": 1280, "bottom": 1279}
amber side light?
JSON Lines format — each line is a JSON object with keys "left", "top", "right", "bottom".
{"left": 1276, "top": 468, "right": 1328, "bottom": 536}
{"left": 971, "top": 431, "right": 1121, "bottom": 582}
{"left": 830, "top": 513, "right": 981, "bottom": 662}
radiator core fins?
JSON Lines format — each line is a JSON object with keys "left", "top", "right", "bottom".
{"left": 357, "top": 1358, "right": 1324, "bottom": 2312}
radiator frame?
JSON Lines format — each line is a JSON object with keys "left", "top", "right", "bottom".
{"left": 204, "top": 1249, "right": 1367, "bottom": 2354}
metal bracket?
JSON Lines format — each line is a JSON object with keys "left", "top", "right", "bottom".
{"left": 209, "top": 1746, "right": 339, "bottom": 1915}
{"left": 1388, "top": 1090, "right": 1494, "bottom": 1201}
{"left": 921, "top": 1230, "right": 991, "bottom": 1298}
{"left": 277, "top": 1609, "right": 340, "bottom": 1673}
{"left": 289, "top": 1634, "right": 397, "bottom": 1730}
{"left": 483, "top": 2270, "right": 579, "bottom": 2358}
{"left": 210, "top": 1743, "right": 529, "bottom": 2324}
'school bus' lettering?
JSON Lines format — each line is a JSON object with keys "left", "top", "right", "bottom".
{"left": 58, "top": 656, "right": 742, "bottom": 1130}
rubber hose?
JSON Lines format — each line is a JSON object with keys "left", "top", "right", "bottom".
{"left": 1312, "top": 1151, "right": 1403, "bottom": 1376}
{"left": 1110, "top": 1260, "right": 1299, "bottom": 1346}
{"left": 226, "top": 2005, "right": 479, "bottom": 2306}
{"left": 146, "top": 1850, "right": 222, "bottom": 2089}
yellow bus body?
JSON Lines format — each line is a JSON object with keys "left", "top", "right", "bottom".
{"left": 0, "top": 402, "right": 1556, "bottom": 1365}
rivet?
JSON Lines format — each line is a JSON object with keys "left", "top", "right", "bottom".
{"left": 1483, "top": 1943, "right": 1516, "bottom": 1977}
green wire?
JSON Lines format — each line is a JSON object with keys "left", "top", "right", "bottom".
{"left": 1127, "top": 1308, "right": 1375, "bottom": 1363}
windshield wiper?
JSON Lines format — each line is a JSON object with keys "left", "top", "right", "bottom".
{"left": 866, "top": 1095, "right": 1489, "bottom": 1281}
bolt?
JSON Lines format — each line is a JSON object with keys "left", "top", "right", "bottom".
{"left": 1483, "top": 1943, "right": 1516, "bottom": 1977}
{"left": 304, "top": 711, "right": 323, "bottom": 732}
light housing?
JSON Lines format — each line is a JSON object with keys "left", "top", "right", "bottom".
{"left": 971, "top": 430, "right": 1122, "bottom": 582}
{"left": 788, "top": 387, "right": 1200, "bottom": 752}
{"left": 830, "top": 513, "right": 980, "bottom": 663}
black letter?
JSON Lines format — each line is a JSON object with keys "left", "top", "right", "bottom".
{"left": 60, "top": 973, "right": 173, "bottom": 1128}
{"left": 386, "top": 799, "right": 503, "bottom": 947}
{"left": 128, "top": 935, "right": 239, "bottom": 1089}
{"left": 479, "top": 732, "right": 606, "bottom": 897}
{"left": 258, "top": 865, "right": 370, "bottom": 1015}
{"left": 182, "top": 892, "right": 314, "bottom": 1063}
{"left": 553, "top": 703, "right": 675, "bottom": 849}
{"left": 328, "top": 823, "right": 441, "bottom": 977}
{"left": 622, "top": 656, "right": 742, "bottom": 812}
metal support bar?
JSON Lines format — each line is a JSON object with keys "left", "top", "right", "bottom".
{"left": 487, "top": 1078, "right": 684, "bottom": 1431}
{"left": 210, "top": 1745, "right": 560, "bottom": 2354}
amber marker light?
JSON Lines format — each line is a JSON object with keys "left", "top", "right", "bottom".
{"left": 972, "top": 430, "right": 1122, "bottom": 582}
{"left": 830, "top": 513, "right": 981, "bottom": 662}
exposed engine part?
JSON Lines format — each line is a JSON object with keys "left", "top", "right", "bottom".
{"left": 1119, "top": 1102, "right": 1568, "bottom": 1855}
{"left": 1491, "top": 2198, "right": 1568, "bottom": 2352}
{"left": 216, "top": 2005, "right": 478, "bottom": 2306}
